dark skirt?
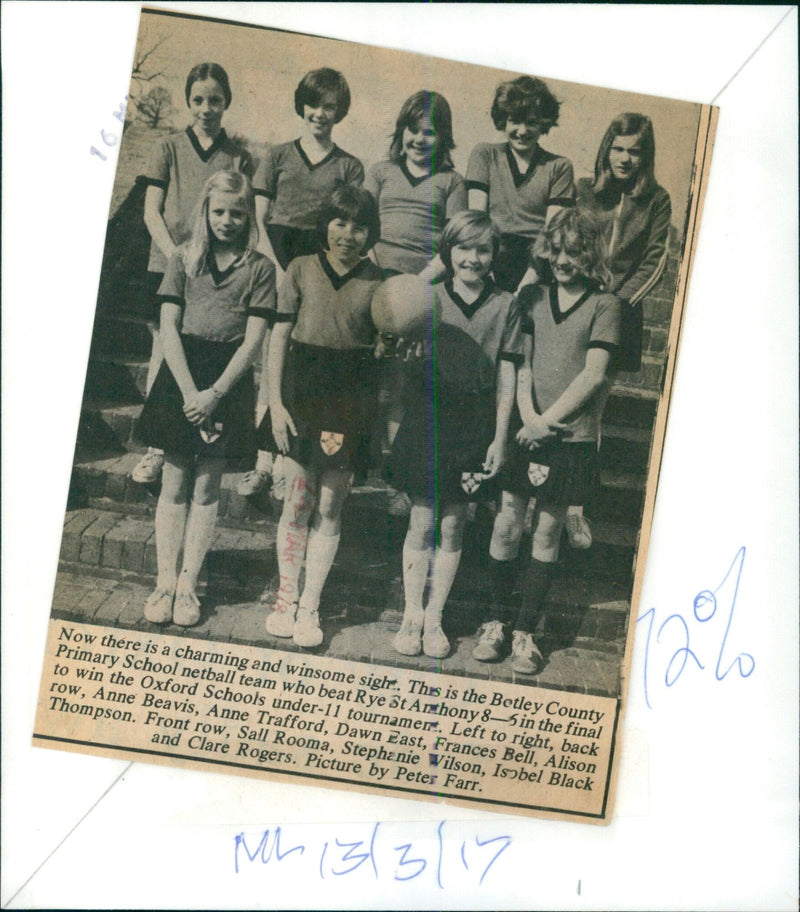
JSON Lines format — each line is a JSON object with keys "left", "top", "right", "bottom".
{"left": 493, "top": 233, "right": 535, "bottom": 293}
{"left": 617, "top": 301, "right": 644, "bottom": 373}
{"left": 386, "top": 371, "right": 498, "bottom": 503}
{"left": 136, "top": 334, "right": 256, "bottom": 460}
{"left": 501, "top": 437, "right": 599, "bottom": 507}
{"left": 266, "top": 225, "right": 318, "bottom": 272}
{"left": 258, "top": 341, "right": 378, "bottom": 475}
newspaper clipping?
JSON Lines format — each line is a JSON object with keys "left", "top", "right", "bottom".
{"left": 33, "top": 6, "right": 716, "bottom": 823}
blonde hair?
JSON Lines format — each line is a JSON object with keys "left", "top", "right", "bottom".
{"left": 533, "top": 207, "right": 612, "bottom": 288}
{"left": 183, "top": 171, "right": 258, "bottom": 277}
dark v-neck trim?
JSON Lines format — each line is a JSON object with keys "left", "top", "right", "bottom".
{"left": 317, "top": 250, "right": 370, "bottom": 291}
{"left": 295, "top": 139, "right": 339, "bottom": 171}
{"left": 445, "top": 279, "right": 495, "bottom": 320}
{"left": 549, "top": 282, "right": 591, "bottom": 324}
{"left": 399, "top": 157, "right": 433, "bottom": 188}
{"left": 186, "top": 126, "right": 228, "bottom": 163}
{"left": 207, "top": 249, "right": 244, "bottom": 285}
{"left": 504, "top": 143, "right": 542, "bottom": 189}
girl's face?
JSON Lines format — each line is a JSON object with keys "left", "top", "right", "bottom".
{"left": 303, "top": 92, "right": 338, "bottom": 140}
{"left": 504, "top": 114, "right": 543, "bottom": 156}
{"left": 402, "top": 114, "right": 437, "bottom": 170}
{"left": 326, "top": 217, "right": 369, "bottom": 267}
{"left": 549, "top": 237, "right": 586, "bottom": 289}
{"left": 208, "top": 190, "right": 248, "bottom": 246}
{"left": 451, "top": 240, "right": 493, "bottom": 289}
{"left": 608, "top": 133, "right": 642, "bottom": 182}
{"left": 188, "top": 77, "right": 227, "bottom": 135}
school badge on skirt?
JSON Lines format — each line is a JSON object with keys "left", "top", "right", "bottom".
{"left": 527, "top": 463, "right": 550, "bottom": 486}
{"left": 461, "top": 471, "right": 487, "bottom": 495}
{"left": 320, "top": 432, "right": 344, "bottom": 456}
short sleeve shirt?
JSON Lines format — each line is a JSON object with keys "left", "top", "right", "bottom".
{"left": 253, "top": 140, "right": 364, "bottom": 230}
{"left": 519, "top": 283, "right": 621, "bottom": 442}
{"left": 275, "top": 253, "right": 383, "bottom": 350}
{"left": 158, "top": 249, "right": 275, "bottom": 344}
{"left": 430, "top": 281, "right": 524, "bottom": 393}
{"left": 365, "top": 159, "right": 468, "bottom": 274}
{"left": 138, "top": 127, "right": 254, "bottom": 273}
{"left": 466, "top": 142, "right": 575, "bottom": 239}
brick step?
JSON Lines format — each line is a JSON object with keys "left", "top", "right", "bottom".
{"left": 59, "top": 480, "right": 637, "bottom": 614}
{"left": 90, "top": 312, "right": 154, "bottom": 357}
{"left": 51, "top": 566, "right": 626, "bottom": 696}
{"left": 67, "top": 454, "right": 638, "bottom": 582}
{"left": 599, "top": 424, "right": 651, "bottom": 476}
{"left": 595, "top": 470, "right": 646, "bottom": 527}
{"left": 614, "top": 353, "right": 664, "bottom": 396}
{"left": 83, "top": 356, "right": 149, "bottom": 405}
{"left": 604, "top": 386, "right": 658, "bottom": 429}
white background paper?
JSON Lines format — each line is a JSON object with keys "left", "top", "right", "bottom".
{"left": 2, "top": 3, "right": 797, "bottom": 909}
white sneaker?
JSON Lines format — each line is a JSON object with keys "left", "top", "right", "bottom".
{"left": 472, "top": 620, "right": 508, "bottom": 662}
{"left": 265, "top": 598, "right": 297, "bottom": 637}
{"left": 423, "top": 620, "right": 450, "bottom": 659}
{"left": 511, "top": 630, "right": 543, "bottom": 675}
{"left": 144, "top": 587, "right": 174, "bottom": 624}
{"left": 566, "top": 513, "right": 592, "bottom": 550}
{"left": 173, "top": 590, "right": 201, "bottom": 627}
{"left": 393, "top": 616, "right": 423, "bottom": 655}
{"left": 293, "top": 606, "right": 323, "bottom": 647}
{"left": 387, "top": 489, "right": 412, "bottom": 516}
{"left": 132, "top": 449, "right": 164, "bottom": 484}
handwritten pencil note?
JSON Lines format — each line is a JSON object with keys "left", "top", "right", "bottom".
{"left": 637, "top": 546, "right": 755, "bottom": 709}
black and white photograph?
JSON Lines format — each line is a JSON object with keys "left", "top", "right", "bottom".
{"left": 29, "top": 5, "right": 717, "bottom": 822}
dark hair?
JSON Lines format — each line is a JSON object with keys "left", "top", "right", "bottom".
{"left": 316, "top": 185, "right": 381, "bottom": 252}
{"left": 185, "top": 63, "right": 232, "bottom": 108}
{"left": 294, "top": 68, "right": 351, "bottom": 123}
{"left": 490, "top": 76, "right": 560, "bottom": 133}
{"left": 593, "top": 113, "right": 657, "bottom": 199}
{"left": 533, "top": 207, "right": 612, "bottom": 289}
{"left": 438, "top": 210, "right": 499, "bottom": 274}
{"left": 388, "top": 91, "right": 455, "bottom": 171}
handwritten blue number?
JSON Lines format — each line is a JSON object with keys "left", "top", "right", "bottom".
{"left": 474, "top": 834, "right": 512, "bottom": 886}
{"left": 636, "top": 607, "right": 656, "bottom": 708}
{"left": 658, "top": 613, "right": 705, "bottom": 686}
{"left": 710, "top": 546, "right": 755, "bottom": 680}
{"left": 393, "top": 843, "right": 426, "bottom": 881}
{"left": 332, "top": 823, "right": 379, "bottom": 877}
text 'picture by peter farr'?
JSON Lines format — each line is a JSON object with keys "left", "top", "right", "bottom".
{"left": 34, "top": 7, "right": 716, "bottom": 822}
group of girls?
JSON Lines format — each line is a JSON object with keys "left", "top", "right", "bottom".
{"left": 131, "top": 62, "right": 671, "bottom": 674}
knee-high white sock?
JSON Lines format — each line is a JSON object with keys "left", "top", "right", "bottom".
{"left": 402, "top": 544, "right": 432, "bottom": 621}
{"left": 177, "top": 501, "right": 218, "bottom": 595}
{"left": 425, "top": 548, "right": 462, "bottom": 625}
{"left": 276, "top": 512, "right": 308, "bottom": 605}
{"left": 299, "top": 527, "right": 340, "bottom": 611}
{"left": 154, "top": 501, "right": 188, "bottom": 591}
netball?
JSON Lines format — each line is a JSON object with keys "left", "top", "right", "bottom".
{"left": 370, "top": 274, "right": 434, "bottom": 337}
